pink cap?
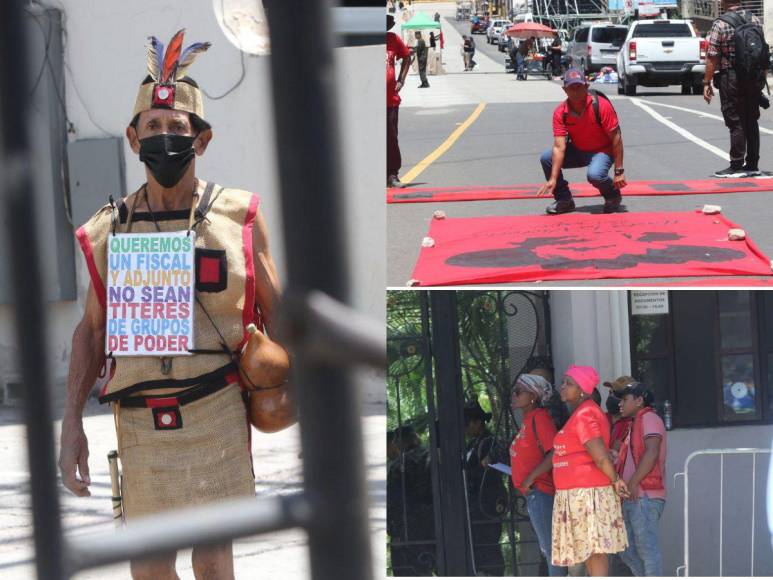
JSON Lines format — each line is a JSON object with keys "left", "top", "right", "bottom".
{"left": 565, "top": 365, "right": 599, "bottom": 395}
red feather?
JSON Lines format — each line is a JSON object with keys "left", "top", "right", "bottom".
{"left": 162, "top": 29, "right": 185, "bottom": 83}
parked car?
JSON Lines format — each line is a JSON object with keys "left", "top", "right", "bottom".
{"left": 486, "top": 19, "right": 512, "bottom": 45}
{"left": 616, "top": 19, "right": 706, "bottom": 96}
{"left": 566, "top": 23, "right": 628, "bottom": 73}
{"left": 471, "top": 16, "right": 489, "bottom": 34}
{"left": 496, "top": 26, "right": 513, "bottom": 51}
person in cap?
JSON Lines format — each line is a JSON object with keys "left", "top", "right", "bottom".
{"left": 540, "top": 365, "right": 629, "bottom": 575}
{"left": 59, "top": 30, "right": 290, "bottom": 579}
{"left": 616, "top": 383, "right": 667, "bottom": 576}
{"left": 510, "top": 374, "right": 567, "bottom": 576}
{"left": 537, "top": 68, "right": 627, "bottom": 215}
{"left": 463, "top": 399, "right": 506, "bottom": 575}
{"left": 387, "top": 14, "right": 412, "bottom": 188}
{"left": 604, "top": 375, "right": 636, "bottom": 452}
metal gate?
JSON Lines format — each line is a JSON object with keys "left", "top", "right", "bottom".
{"left": 387, "top": 290, "right": 553, "bottom": 576}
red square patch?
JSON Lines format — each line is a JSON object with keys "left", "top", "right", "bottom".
{"left": 152, "top": 406, "right": 182, "bottom": 430}
{"left": 152, "top": 84, "right": 175, "bottom": 108}
{"left": 199, "top": 256, "right": 221, "bottom": 283}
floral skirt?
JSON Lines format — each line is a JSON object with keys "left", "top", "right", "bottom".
{"left": 551, "top": 485, "right": 628, "bottom": 566}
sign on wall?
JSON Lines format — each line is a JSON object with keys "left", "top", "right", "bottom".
{"left": 631, "top": 290, "right": 669, "bottom": 315}
{"left": 106, "top": 232, "right": 195, "bottom": 356}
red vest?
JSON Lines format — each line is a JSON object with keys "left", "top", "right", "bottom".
{"left": 617, "top": 407, "right": 664, "bottom": 492}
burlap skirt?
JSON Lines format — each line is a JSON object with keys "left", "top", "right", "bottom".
{"left": 115, "top": 383, "right": 255, "bottom": 521}
{"left": 551, "top": 486, "right": 628, "bottom": 566}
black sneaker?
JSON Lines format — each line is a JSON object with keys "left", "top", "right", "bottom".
{"left": 546, "top": 199, "right": 576, "bottom": 215}
{"left": 713, "top": 166, "right": 747, "bottom": 178}
{"left": 388, "top": 175, "right": 406, "bottom": 188}
{"left": 742, "top": 165, "right": 762, "bottom": 176}
{"left": 603, "top": 195, "right": 623, "bottom": 214}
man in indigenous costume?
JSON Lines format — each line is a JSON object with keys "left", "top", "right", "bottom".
{"left": 58, "top": 30, "right": 292, "bottom": 580}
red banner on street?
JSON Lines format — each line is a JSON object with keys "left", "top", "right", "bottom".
{"left": 410, "top": 211, "right": 772, "bottom": 286}
{"left": 388, "top": 178, "right": 773, "bottom": 204}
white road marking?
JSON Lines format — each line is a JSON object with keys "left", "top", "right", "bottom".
{"left": 636, "top": 98, "right": 773, "bottom": 135}
{"left": 629, "top": 97, "right": 730, "bottom": 161}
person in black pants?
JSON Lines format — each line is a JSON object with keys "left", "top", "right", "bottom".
{"left": 414, "top": 31, "right": 430, "bottom": 88}
{"left": 703, "top": 0, "right": 768, "bottom": 177}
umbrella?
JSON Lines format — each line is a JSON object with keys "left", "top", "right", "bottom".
{"left": 402, "top": 11, "right": 441, "bottom": 29}
{"left": 505, "top": 22, "right": 556, "bottom": 39}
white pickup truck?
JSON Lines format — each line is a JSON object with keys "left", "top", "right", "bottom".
{"left": 616, "top": 19, "right": 707, "bottom": 96}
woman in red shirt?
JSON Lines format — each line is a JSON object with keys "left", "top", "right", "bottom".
{"left": 510, "top": 374, "right": 567, "bottom": 576}
{"left": 527, "top": 365, "right": 630, "bottom": 576}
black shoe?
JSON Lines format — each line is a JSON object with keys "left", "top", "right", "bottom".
{"left": 603, "top": 195, "right": 623, "bottom": 214}
{"left": 742, "top": 165, "right": 762, "bottom": 176}
{"left": 388, "top": 175, "right": 406, "bottom": 188}
{"left": 713, "top": 166, "right": 747, "bottom": 178}
{"left": 546, "top": 199, "right": 576, "bottom": 215}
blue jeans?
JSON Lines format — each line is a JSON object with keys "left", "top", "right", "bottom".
{"left": 526, "top": 490, "right": 568, "bottom": 577}
{"left": 539, "top": 144, "right": 620, "bottom": 201}
{"left": 620, "top": 497, "right": 665, "bottom": 576}
{"left": 516, "top": 52, "right": 525, "bottom": 77}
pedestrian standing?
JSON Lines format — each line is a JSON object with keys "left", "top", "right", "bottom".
{"left": 462, "top": 34, "right": 474, "bottom": 71}
{"left": 550, "top": 34, "right": 563, "bottom": 79}
{"left": 616, "top": 384, "right": 668, "bottom": 577}
{"left": 464, "top": 400, "right": 507, "bottom": 576}
{"left": 63, "top": 29, "right": 292, "bottom": 578}
{"left": 511, "top": 374, "right": 568, "bottom": 577}
{"left": 704, "top": 0, "right": 770, "bottom": 177}
{"left": 516, "top": 38, "right": 530, "bottom": 80}
{"left": 550, "top": 365, "right": 629, "bottom": 576}
{"left": 387, "top": 14, "right": 411, "bottom": 188}
{"left": 429, "top": 31, "right": 436, "bottom": 49}
{"left": 414, "top": 31, "right": 430, "bottom": 88}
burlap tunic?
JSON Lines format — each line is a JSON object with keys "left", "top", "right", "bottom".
{"left": 76, "top": 180, "right": 259, "bottom": 519}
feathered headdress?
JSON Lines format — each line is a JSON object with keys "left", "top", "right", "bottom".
{"left": 132, "top": 29, "right": 212, "bottom": 125}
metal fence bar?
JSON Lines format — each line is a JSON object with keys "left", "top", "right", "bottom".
{"left": 262, "top": 0, "right": 372, "bottom": 579}
{"left": 751, "top": 451, "right": 757, "bottom": 576}
{"left": 720, "top": 453, "right": 724, "bottom": 576}
{"left": 0, "top": 2, "right": 65, "bottom": 579}
{"left": 674, "top": 448, "right": 771, "bottom": 577}
{"left": 66, "top": 494, "right": 311, "bottom": 573}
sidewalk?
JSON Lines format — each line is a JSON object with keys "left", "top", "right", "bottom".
{"left": 0, "top": 399, "right": 385, "bottom": 579}
{"left": 397, "top": 3, "right": 566, "bottom": 107}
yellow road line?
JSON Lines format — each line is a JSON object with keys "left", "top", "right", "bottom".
{"left": 401, "top": 102, "right": 487, "bottom": 184}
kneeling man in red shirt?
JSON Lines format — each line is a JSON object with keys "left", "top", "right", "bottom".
{"left": 538, "top": 68, "right": 627, "bottom": 215}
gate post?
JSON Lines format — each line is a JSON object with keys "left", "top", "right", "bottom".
{"left": 430, "top": 291, "right": 472, "bottom": 575}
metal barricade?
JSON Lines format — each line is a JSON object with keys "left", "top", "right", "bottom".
{"left": 673, "top": 448, "right": 771, "bottom": 577}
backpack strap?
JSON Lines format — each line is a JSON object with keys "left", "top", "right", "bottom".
{"left": 719, "top": 10, "right": 749, "bottom": 28}
{"left": 532, "top": 414, "right": 545, "bottom": 457}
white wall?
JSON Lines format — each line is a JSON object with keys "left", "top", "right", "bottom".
{"left": 0, "top": 0, "right": 384, "bottom": 404}
{"left": 549, "top": 290, "right": 631, "bottom": 390}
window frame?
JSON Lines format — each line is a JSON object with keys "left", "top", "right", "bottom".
{"left": 628, "top": 291, "right": 773, "bottom": 429}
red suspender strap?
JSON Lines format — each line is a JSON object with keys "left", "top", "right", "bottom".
{"left": 75, "top": 226, "right": 107, "bottom": 311}
{"left": 239, "top": 193, "right": 260, "bottom": 349}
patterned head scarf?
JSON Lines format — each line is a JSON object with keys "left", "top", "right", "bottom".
{"left": 515, "top": 374, "right": 554, "bottom": 406}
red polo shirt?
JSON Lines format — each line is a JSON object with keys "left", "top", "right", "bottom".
{"left": 552, "top": 94, "right": 619, "bottom": 155}
{"left": 510, "top": 408, "right": 557, "bottom": 495}
{"left": 387, "top": 32, "right": 411, "bottom": 108}
{"left": 552, "top": 399, "right": 612, "bottom": 490}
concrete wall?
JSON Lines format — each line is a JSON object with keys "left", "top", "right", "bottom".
{"left": 549, "top": 290, "right": 630, "bottom": 388}
{"left": 551, "top": 290, "right": 773, "bottom": 576}
{"left": 0, "top": 0, "right": 384, "bottom": 405}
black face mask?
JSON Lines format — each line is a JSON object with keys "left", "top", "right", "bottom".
{"left": 138, "top": 134, "right": 196, "bottom": 188}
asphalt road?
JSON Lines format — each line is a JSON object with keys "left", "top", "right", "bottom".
{"left": 388, "top": 17, "right": 773, "bottom": 287}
